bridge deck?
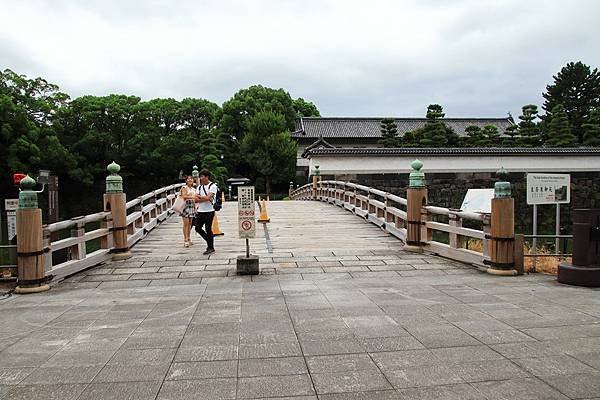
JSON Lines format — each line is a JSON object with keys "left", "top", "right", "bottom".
{"left": 0, "top": 201, "right": 599, "bottom": 399}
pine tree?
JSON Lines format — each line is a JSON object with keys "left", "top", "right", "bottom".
{"left": 465, "top": 125, "right": 486, "bottom": 147}
{"left": 543, "top": 61, "right": 600, "bottom": 142}
{"left": 378, "top": 118, "right": 399, "bottom": 147}
{"left": 516, "top": 104, "right": 541, "bottom": 147}
{"left": 482, "top": 125, "right": 501, "bottom": 146}
{"left": 546, "top": 104, "right": 577, "bottom": 147}
{"left": 582, "top": 108, "right": 600, "bottom": 146}
{"left": 425, "top": 104, "right": 443, "bottom": 120}
{"left": 419, "top": 104, "right": 459, "bottom": 147}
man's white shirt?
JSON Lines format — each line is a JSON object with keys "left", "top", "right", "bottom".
{"left": 196, "top": 182, "right": 218, "bottom": 212}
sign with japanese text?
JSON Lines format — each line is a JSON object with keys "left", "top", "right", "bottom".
{"left": 238, "top": 186, "right": 256, "bottom": 239}
{"left": 5, "top": 199, "right": 18, "bottom": 241}
{"left": 526, "top": 174, "right": 570, "bottom": 205}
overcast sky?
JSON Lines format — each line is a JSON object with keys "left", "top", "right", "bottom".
{"left": 2, "top": 0, "right": 599, "bottom": 118}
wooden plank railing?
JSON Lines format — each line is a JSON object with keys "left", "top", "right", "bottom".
{"left": 42, "top": 183, "right": 183, "bottom": 280}
{"left": 291, "top": 180, "right": 490, "bottom": 268}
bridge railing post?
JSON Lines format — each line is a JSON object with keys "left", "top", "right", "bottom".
{"left": 68, "top": 218, "right": 86, "bottom": 261}
{"left": 103, "top": 161, "right": 132, "bottom": 261}
{"left": 405, "top": 160, "right": 427, "bottom": 252}
{"left": 15, "top": 175, "right": 50, "bottom": 293}
{"left": 449, "top": 211, "right": 462, "bottom": 249}
{"left": 487, "top": 168, "right": 517, "bottom": 276}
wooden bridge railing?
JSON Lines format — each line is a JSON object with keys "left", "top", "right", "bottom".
{"left": 291, "top": 161, "right": 517, "bottom": 276}
{"left": 42, "top": 183, "right": 182, "bottom": 280}
{"left": 13, "top": 162, "right": 184, "bottom": 293}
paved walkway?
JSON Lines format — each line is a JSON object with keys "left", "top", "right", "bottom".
{"left": 0, "top": 201, "right": 599, "bottom": 399}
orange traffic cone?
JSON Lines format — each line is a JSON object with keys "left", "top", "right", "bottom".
{"left": 212, "top": 213, "right": 224, "bottom": 236}
{"left": 258, "top": 197, "right": 270, "bottom": 223}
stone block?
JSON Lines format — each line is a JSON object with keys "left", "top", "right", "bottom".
{"left": 237, "top": 255, "right": 259, "bottom": 275}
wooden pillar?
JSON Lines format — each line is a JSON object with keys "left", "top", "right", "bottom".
{"left": 487, "top": 168, "right": 517, "bottom": 276}
{"left": 104, "top": 162, "right": 132, "bottom": 261}
{"left": 68, "top": 219, "right": 86, "bottom": 260}
{"left": 405, "top": 160, "right": 427, "bottom": 251}
{"left": 449, "top": 212, "right": 462, "bottom": 249}
{"left": 514, "top": 234, "right": 525, "bottom": 275}
{"left": 15, "top": 175, "right": 49, "bottom": 293}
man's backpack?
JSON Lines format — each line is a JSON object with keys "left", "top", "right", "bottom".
{"left": 206, "top": 182, "right": 223, "bottom": 212}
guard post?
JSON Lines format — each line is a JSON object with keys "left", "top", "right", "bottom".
{"left": 405, "top": 160, "right": 427, "bottom": 252}
{"left": 104, "top": 162, "right": 132, "bottom": 261}
{"left": 487, "top": 167, "right": 517, "bottom": 276}
{"left": 15, "top": 175, "right": 50, "bottom": 293}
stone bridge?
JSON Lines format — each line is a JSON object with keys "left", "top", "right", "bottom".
{"left": 1, "top": 166, "right": 599, "bottom": 399}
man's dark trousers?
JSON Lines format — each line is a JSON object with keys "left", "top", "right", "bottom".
{"left": 195, "top": 211, "right": 215, "bottom": 250}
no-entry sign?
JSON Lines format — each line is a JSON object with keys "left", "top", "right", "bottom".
{"left": 238, "top": 186, "right": 256, "bottom": 239}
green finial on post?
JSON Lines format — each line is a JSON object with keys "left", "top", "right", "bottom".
{"left": 192, "top": 165, "right": 199, "bottom": 179}
{"left": 494, "top": 167, "right": 511, "bottom": 198}
{"left": 409, "top": 159, "right": 425, "bottom": 188}
{"left": 313, "top": 165, "right": 320, "bottom": 176}
{"left": 18, "top": 175, "right": 38, "bottom": 209}
{"left": 105, "top": 161, "right": 123, "bottom": 193}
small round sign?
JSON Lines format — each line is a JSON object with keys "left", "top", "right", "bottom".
{"left": 241, "top": 220, "right": 252, "bottom": 230}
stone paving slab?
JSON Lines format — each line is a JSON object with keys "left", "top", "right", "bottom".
{"left": 0, "top": 201, "right": 599, "bottom": 399}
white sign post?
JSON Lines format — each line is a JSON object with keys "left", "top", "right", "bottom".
{"left": 238, "top": 186, "right": 256, "bottom": 255}
{"left": 526, "top": 173, "right": 571, "bottom": 271}
{"left": 5, "top": 199, "right": 18, "bottom": 242}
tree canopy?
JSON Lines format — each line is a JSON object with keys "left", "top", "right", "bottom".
{"left": 543, "top": 61, "right": 600, "bottom": 143}
{"left": 0, "top": 69, "right": 319, "bottom": 198}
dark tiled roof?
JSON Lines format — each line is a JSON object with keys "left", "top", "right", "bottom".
{"left": 305, "top": 147, "right": 600, "bottom": 157}
{"left": 301, "top": 135, "right": 335, "bottom": 158}
{"left": 292, "top": 117, "right": 515, "bottom": 139}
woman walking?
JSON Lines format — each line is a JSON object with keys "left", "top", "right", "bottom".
{"left": 179, "top": 176, "right": 197, "bottom": 247}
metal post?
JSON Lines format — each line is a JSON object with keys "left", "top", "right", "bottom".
{"left": 532, "top": 204, "right": 537, "bottom": 272}
{"left": 555, "top": 204, "right": 560, "bottom": 258}
{"left": 246, "top": 238, "right": 250, "bottom": 258}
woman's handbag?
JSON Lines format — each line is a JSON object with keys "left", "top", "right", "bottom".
{"left": 172, "top": 195, "right": 186, "bottom": 213}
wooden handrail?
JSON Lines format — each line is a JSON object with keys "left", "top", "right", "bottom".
{"left": 43, "top": 182, "right": 184, "bottom": 280}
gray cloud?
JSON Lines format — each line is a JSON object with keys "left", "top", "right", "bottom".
{"left": 2, "top": 0, "right": 599, "bottom": 118}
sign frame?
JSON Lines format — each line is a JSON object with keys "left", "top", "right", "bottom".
{"left": 238, "top": 186, "right": 256, "bottom": 239}
{"left": 4, "top": 199, "right": 18, "bottom": 242}
{"left": 526, "top": 173, "right": 571, "bottom": 205}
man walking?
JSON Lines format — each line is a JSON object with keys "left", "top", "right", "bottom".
{"left": 194, "top": 169, "right": 218, "bottom": 255}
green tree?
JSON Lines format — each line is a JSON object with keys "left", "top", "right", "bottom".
{"left": 402, "top": 130, "right": 421, "bottom": 147}
{"left": 378, "top": 118, "right": 399, "bottom": 147}
{"left": 546, "top": 104, "right": 577, "bottom": 147}
{"left": 221, "top": 85, "right": 297, "bottom": 141}
{"left": 516, "top": 104, "right": 541, "bottom": 147}
{"left": 418, "top": 104, "right": 460, "bottom": 147}
{"left": 241, "top": 111, "right": 296, "bottom": 195}
{"left": 582, "top": 108, "right": 600, "bottom": 146}
{"left": 482, "top": 125, "right": 501, "bottom": 146}
{"left": 543, "top": 61, "right": 600, "bottom": 142}
{"left": 464, "top": 125, "right": 486, "bottom": 147}
{"left": 0, "top": 69, "right": 79, "bottom": 192}
{"left": 293, "top": 97, "right": 320, "bottom": 117}
{"left": 56, "top": 94, "right": 141, "bottom": 180}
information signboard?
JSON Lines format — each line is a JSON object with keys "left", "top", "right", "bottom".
{"left": 460, "top": 189, "right": 494, "bottom": 214}
{"left": 526, "top": 174, "right": 570, "bottom": 205}
{"left": 4, "top": 199, "right": 18, "bottom": 241}
{"left": 238, "top": 186, "right": 256, "bottom": 239}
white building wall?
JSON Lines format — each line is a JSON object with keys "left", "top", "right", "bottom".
{"left": 308, "top": 155, "right": 600, "bottom": 174}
